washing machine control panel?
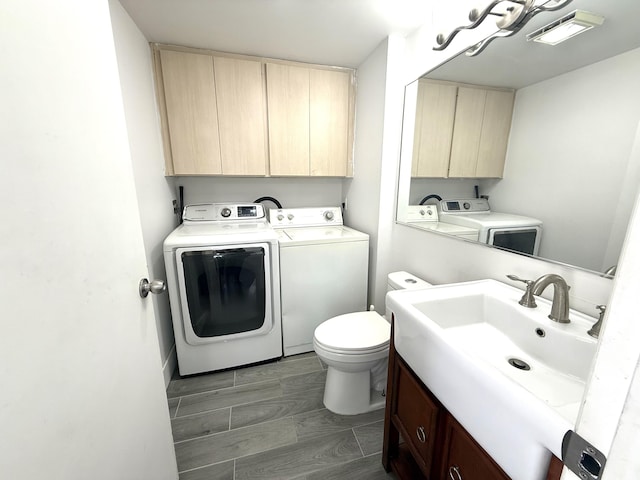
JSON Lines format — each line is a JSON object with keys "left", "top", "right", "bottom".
{"left": 183, "top": 203, "right": 265, "bottom": 222}
{"left": 269, "top": 207, "right": 343, "bottom": 227}
{"left": 406, "top": 205, "right": 438, "bottom": 222}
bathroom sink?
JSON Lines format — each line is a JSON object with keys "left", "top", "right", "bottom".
{"left": 386, "top": 279, "right": 598, "bottom": 480}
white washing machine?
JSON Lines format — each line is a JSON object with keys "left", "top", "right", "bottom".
{"left": 405, "top": 205, "right": 479, "bottom": 240}
{"left": 269, "top": 207, "right": 369, "bottom": 356}
{"left": 164, "top": 203, "right": 282, "bottom": 375}
{"left": 439, "top": 198, "right": 543, "bottom": 256}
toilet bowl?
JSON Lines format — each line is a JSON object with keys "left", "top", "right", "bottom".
{"left": 313, "top": 271, "right": 431, "bottom": 415}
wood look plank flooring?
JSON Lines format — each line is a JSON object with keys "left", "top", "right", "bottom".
{"left": 167, "top": 352, "right": 396, "bottom": 479}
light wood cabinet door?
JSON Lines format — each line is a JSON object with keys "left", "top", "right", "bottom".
{"left": 476, "top": 89, "right": 515, "bottom": 177}
{"left": 448, "top": 87, "right": 486, "bottom": 177}
{"left": 448, "top": 86, "right": 515, "bottom": 178}
{"left": 412, "top": 80, "right": 457, "bottom": 178}
{"left": 310, "top": 69, "right": 351, "bottom": 176}
{"left": 213, "top": 57, "right": 268, "bottom": 175}
{"left": 159, "top": 50, "right": 222, "bottom": 175}
{"left": 266, "top": 63, "right": 311, "bottom": 175}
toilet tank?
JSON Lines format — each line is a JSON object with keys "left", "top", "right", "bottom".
{"left": 385, "top": 271, "right": 431, "bottom": 319}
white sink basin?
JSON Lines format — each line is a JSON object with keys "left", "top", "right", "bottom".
{"left": 386, "top": 279, "right": 598, "bottom": 480}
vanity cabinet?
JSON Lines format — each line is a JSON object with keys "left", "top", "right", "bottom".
{"left": 153, "top": 44, "right": 354, "bottom": 177}
{"left": 439, "top": 414, "right": 510, "bottom": 480}
{"left": 411, "top": 79, "right": 514, "bottom": 179}
{"left": 383, "top": 320, "right": 563, "bottom": 480}
{"left": 266, "top": 63, "right": 353, "bottom": 176}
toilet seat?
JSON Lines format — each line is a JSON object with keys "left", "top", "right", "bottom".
{"left": 313, "top": 311, "right": 390, "bottom": 353}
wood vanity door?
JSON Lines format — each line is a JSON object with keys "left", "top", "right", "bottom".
{"left": 440, "top": 414, "right": 510, "bottom": 480}
{"left": 393, "top": 359, "right": 440, "bottom": 475}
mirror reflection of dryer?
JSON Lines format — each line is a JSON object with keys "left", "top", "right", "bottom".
{"left": 269, "top": 207, "right": 369, "bottom": 357}
{"left": 438, "top": 198, "right": 543, "bottom": 256}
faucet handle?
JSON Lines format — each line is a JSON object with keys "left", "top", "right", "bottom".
{"left": 588, "top": 305, "right": 607, "bottom": 338}
{"left": 506, "top": 275, "right": 537, "bottom": 308}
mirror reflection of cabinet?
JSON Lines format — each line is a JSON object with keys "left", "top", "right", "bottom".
{"left": 412, "top": 79, "right": 514, "bottom": 179}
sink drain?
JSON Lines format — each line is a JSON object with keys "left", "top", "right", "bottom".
{"left": 508, "top": 358, "right": 531, "bottom": 371}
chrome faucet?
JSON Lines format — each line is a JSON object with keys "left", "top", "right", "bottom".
{"left": 531, "top": 274, "right": 571, "bottom": 323}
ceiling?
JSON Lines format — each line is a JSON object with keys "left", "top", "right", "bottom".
{"left": 117, "top": 0, "right": 432, "bottom": 68}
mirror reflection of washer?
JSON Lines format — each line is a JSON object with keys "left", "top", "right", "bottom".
{"left": 163, "top": 203, "right": 282, "bottom": 375}
{"left": 269, "top": 207, "right": 369, "bottom": 356}
{"left": 439, "top": 198, "right": 543, "bottom": 256}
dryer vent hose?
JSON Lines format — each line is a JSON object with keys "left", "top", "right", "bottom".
{"left": 253, "top": 196, "right": 283, "bottom": 209}
{"left": 419, "top": 194, "right": 443, "bottom": 205}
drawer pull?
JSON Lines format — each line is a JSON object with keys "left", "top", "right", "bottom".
{"left": 416, "top": 425, "right": 427, "bottom": 443}
{"left": 448, "top": 465, "right": 462, "bottom": 480}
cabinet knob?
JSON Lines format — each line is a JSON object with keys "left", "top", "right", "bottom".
{"left": 448, "top": 465, "right": 462, "bottom": 480}
{"left": 416, "top": 426, "right": 427, "bottom": 443}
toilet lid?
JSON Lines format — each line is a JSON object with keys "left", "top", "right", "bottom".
{"left": 314, "top": 311, "right": 390, "bottom": 352}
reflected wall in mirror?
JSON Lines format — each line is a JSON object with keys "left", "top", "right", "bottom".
{"left": 397, "top": 0, "right": 640, "bottom": 276}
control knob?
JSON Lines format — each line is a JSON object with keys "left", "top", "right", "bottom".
{"left": 220, "top": 207, "right": 232, "bottom": 218}
{"left": 287, "top": 214, "right": 294, "bottom": 221}
{"left": 324, "top": 211, "right": 334, "bottom": 221}
{"left": 463, "top": 202, "right": 471, "bottom": 210}
{"left": 277, "top": 214, "right": 284, "bottom": 221}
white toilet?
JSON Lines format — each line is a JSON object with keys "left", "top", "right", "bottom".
{"left": 313, "top": 271, "right": 431, "bottom": 415}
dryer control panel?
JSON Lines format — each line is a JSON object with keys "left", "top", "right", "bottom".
{"left": 183, "top": 203, "right": 265, "bottom": 222}
{"left": 269, "top": 207, "right": 343, "bottom": 227}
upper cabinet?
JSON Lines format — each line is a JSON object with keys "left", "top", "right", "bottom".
{"left": 213, "top": 57, "right": 268, "bottom": 175}
{"left": 153, "top": 44, "right": 355, "bottom": 177}
{"left": 158, "top": 49, "right": 222, "bottom": 175}
{"left": 412, "top": 79, "right": 514, "bottom": 179}
{"left": 266, "top": 64, "right": 353, "bottom": 176}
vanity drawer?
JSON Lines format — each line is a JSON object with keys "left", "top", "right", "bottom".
{"left": 440, "top": 413, "right": 510, "bottom": 480}
{"left": 392, "top": 359, "right": 440, "bottom": 475}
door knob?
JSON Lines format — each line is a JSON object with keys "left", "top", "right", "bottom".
{"left": 139, "top": 278, "right": 166, "bottom": 298}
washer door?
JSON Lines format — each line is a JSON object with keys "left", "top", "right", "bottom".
{"left": 176, "top": 242, "right": 274, "bottom": 345}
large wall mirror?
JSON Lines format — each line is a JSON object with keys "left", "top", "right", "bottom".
{"left": 397, "top": 0, "right": 640, "bottom": 276}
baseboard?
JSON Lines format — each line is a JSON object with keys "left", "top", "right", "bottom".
{"left": 162, "top": 344, "right": 177, "bottom": 388}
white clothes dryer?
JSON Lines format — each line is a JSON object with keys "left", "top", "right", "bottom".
{"left": 439, "top": 198, "right": 543, "bottom": 256}
{"left": 269, "top": 207, "right": 369, "bottom": 356}
{"left": 164, "top": 203, "right": 282, "bottom": 375}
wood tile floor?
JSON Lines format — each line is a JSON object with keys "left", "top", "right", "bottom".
{"left": 166, "top": 352, "right": 396, "bottom": 480}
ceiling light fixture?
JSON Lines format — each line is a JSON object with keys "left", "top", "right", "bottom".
{"left": 526, "top": 10, "right": 604, "bottom": 45}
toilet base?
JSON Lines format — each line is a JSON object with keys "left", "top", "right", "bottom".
{"left": 323, "top": 365, "right": 386, "bottom": 415}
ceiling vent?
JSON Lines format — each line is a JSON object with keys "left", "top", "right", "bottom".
{"left": 526, "top": 10, "right": 605, "bottom": 45}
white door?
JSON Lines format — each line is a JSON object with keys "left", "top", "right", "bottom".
{"left": 0, "top": 1, "right": 177, "bottom": 479}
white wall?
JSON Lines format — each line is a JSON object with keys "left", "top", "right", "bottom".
{"left": 485, "top": 48, "right": 640, "bottom": 272}
{"left": 343, "top": 39, "right": 389, "bottom": 307}
{"left": 109, "top": 0, "right": 180, "bottom": 386}
{"left": 409, "top": 178, "right": 479, "bottom": 204}
{"left": 343, "top": 35, "right": 408, "bottom": 312}
{"left": 176, "top": 176, "right": 343, "bottom": 210}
